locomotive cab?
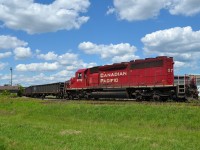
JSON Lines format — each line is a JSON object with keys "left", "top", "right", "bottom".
{"left": 69, "top": 69, "right": 88, "bottom": 89}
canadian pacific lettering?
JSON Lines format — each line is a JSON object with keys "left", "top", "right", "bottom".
{"left": 100, "top": 72, "right": 127, "bottom": 83}
{"left": 100, "top": 78, "right": 118, "bottom": 83}
{"left": 100, "top": 72, "right": 127, "bottom": 78}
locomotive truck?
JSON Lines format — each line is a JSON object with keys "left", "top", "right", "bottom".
{"left": 24, "top": 56, "right": 199, "bottom": 101}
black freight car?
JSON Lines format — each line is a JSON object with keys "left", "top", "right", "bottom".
{"left": 24, "top": 82, "right": 64, "bottom": 99}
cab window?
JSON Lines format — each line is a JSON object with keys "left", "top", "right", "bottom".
{"left": 78, "top": 73, "right": 82, "bottom": 79}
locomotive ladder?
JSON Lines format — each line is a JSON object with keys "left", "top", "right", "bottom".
{"left": 176, "top": 76, "right": 185, "bottom": 97}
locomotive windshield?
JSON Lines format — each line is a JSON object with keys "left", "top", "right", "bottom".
{"left": 78, "top": 73, "right": 82, "bottom": 79}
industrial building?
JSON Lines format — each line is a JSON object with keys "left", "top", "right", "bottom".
{"left": 0, "top": 86, "right": 19, "bottom": 93}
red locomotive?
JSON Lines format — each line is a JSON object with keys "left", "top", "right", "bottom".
{"left": 24, "top": 56, "right": 199, "bottom": 101}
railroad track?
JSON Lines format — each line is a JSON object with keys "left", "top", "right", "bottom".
{"left": 29, "top": 97, "right": 200, "bottom": 106}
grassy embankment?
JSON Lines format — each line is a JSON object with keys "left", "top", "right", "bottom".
{"left": 0, "top": 96, "right": 200, "bottom": 150}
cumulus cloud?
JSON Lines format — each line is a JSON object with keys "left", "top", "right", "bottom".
{"left": 13, "top": 60, "right": 97, "bottom": 85}
{"left": 141, "top": 26, "right": 200, "bottom": 71}
{"left": 64, "top": 62, "right": 96, "bottom": 71}
{"left": 108, "top": 0, "right": 200, "bottom": 21}
{"left": 106, "top": 7, "right": 115, "bottom": 15}
{"left": 0, "top": 62, "right": 8, "bottom": 70}
{"left": 0, "top": 35, "right": 27, "bottom": 50}
{"left": 112, "top": 55, "right": 139, "bottom": 63}
{"left": 169, "top": 0, "right": 200, "bottom": 16}
{"left": 142, "top": 26, "right": 200, "bottom": 54}
{"left": 0, "top": 0, "right": 90, "bottom": 34}
{"left": 14, "top": 47, "right": 32, "bottom": 59}
{"left": 16, "top": 62, "right": 60, "bottom": 72}
{"left": 17, "top": 50, "right": 97, "bottom": 76}
{"left": 79, "top": 42, "right": 139, "bottom": 62}
{"left": 108, "top": 0, "right": 167, "bottom": 21}
{"left": 37, "top": 52, "right": 80, "bottom": 65}
{"left": 0, "top": 72, "right": 61, "bottom": 86}
{"left": 11, "top": 70, "right": 74, "bottom": 86}
{"left": 52, "top": 70, "right": 74, "bottom": 78}
{"left": 58, "top": 53, "right": 79, "bottom": 65}
{"left": 11, "top": 73, "right": 56, "bottom": 86}
{"left": 174, "top": 61, "right": 186, "bottom": 68}
{"left": 0, "top": 52, "right": 12, "bottom": 59}
{"left": 82, "top": 62, "right": 97, "bottom": 68}
{"left": 13, "top": 61, "right": 97, "bottom": 86}
{"left": 37, "top": 51, "right": 58, "bottom": 61}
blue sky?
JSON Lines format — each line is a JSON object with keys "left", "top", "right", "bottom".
{"left": 0, "top": 0, "right": 200, "bottom": 86}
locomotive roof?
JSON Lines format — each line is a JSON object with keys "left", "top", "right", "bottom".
{"left": 99, "top": 62, "right": 128, "bottom": 71}
{"left": 76, "top": 56, "right": 172, "bottom": 73}
{"left": 76, "top": 69, "right": 87, "bottom": 73}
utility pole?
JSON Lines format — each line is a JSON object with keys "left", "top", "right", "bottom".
{"left": 10, "top": 67, "right": 12, "bottom": 86}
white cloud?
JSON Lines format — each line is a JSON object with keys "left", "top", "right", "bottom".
{"left": 66, "top": 65, "right": 78, "bottom": 71}
{"left": 82, "top": 62, "right": 97, "bottom": 68}
{"left": 169, "top": 0, "right": 200, "bottom": 16}
{"left": 14, "top": 47, "right": 32, "bottom": 59}
{"left": 0, "top": 35, "right": 27, "bottom": 50}
{"left": 12, "top": 61, "right": 97, "bottom": 86}
{"left": 174, "top": 61, "right": 186, "bottom": 68}
{"left": 37, "top": 51, "right": 79, "bottom": 65}
{"left": 0, "top": 62, "right": 8, "bottom": 70}
{"left": 108, "top": 0, "right": 200, "bottom": 21}
{"left": 35, "top": 49, "right": 41, "bottom": 54}
{"left": 11, "top": 70, "right": 73, "bottom": 86}
{"left": 37, "top": 51, "right": 58, "bottom": 61}
{"left": 58, "top": 53, "right": 79, "bottom": 65}
{"left": 16, "top": 62, "right": 60, "bottom": 72}
{"left": 54, "top": 70, "right": 72, "bottom": 77}
{"left": 112, "top": 55, "right": 139, "bottom": 63}
{"left": 0, "top": 48, "right": 96, "bottom": 85}
{"left": 108, "top": 0, "right": 167, "bottom": 21}
{"left": 12, "top": 73, "right": 56, "bottom": 86}
{"left": 141, "top": 26, "right": 200, "bottom": 71}
{"left": 0, "top": 73, "right": 56, "bottom": 86}
{"left": 79, "top": 42, "right": 138, "bottom": 62}
{"left": 0, "top": 73, "right": 16, "bottom": 80}
{"left": 141, "top": 26, "right": 200, "bottom": 54}
{"left": 12, "top": 60, "right": 97, "bottom": 86}
{"left": 8, "top": 47, "right": 97, "bottom": 85}
{"left": 68, "top": 61, "right": 97, "bottom": 71}
{"left": 52, "top": 70, "right": 74, "bottom": 79}
{"left": 106, "top": 7, "right": 115, "bottom": 15}
{"left": 0, "top": 0, "right": 90, "bottom": 34}
{"left": 0, "top": 52, "right": 12, "bottom": 59}
{"left": 57, "top": 53, "right": 97, "bottom": 70}
{"left": 19, "top": 50, "right": 97, "bottom": 77}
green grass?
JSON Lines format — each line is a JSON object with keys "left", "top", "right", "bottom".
{"left": 0, "top": 97, "right": 200, "bottom": 150}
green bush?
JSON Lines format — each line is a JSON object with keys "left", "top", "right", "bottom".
{"left": 1, "top": 90, "right": 11, "bottom": 96}
{"left": 17, "top": 85, "right": 24, "bottom": 97}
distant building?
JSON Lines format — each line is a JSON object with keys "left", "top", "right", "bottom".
{"left": 190, "top": 75, "right": 200, "bottom": 96}
{"left": 0, "top": 86, "right": 19, "bottom": 93}
{"left": 195, "top": 75, "right": 200, "bottom": 85}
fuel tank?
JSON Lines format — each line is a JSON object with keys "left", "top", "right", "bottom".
{"left": 91, "top": 90, "right": 128, "bottom": 99}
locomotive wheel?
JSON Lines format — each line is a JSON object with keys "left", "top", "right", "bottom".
{"left": 136, "top": 95, "right": 142, "bottom": 101}
{"left": 161, "top": 97, "right": 168, "bottom": 102}
{"left": 153, "top": 95, "right": 160, "bottom": 101}
{"left": 69, "top": 95, "right": 74, "bottom": 100}
{"left": 85, "top": 93, "right": 91, "bottom": 100}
